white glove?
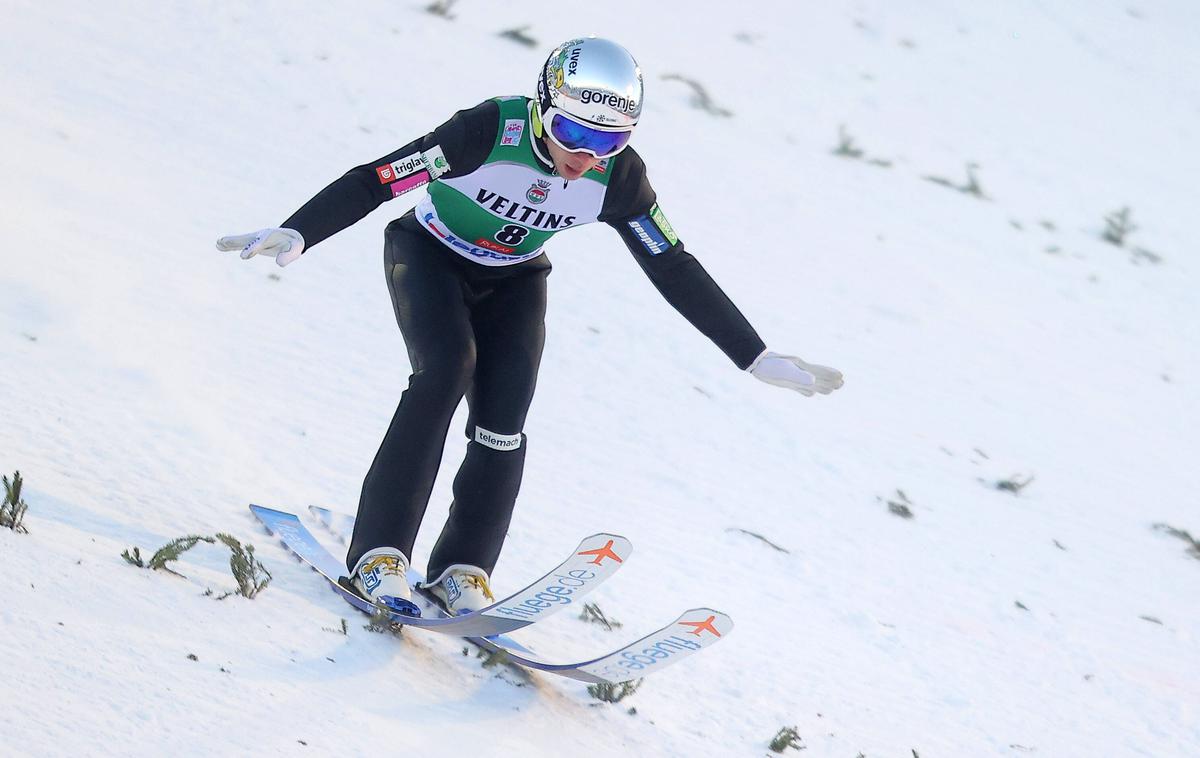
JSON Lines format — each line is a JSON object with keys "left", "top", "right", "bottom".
{"left": 215, "top": 228, "right": 305, "bottom": 267}
{"left": 748, "top": 350, "right": 844, "bottom": 397}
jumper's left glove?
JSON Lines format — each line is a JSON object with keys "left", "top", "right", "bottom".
{"left": 749, "top": 350, "right": 844, "bottom": 397}
{"left": 216, "top": 227, "right": 305, "bottom": 267}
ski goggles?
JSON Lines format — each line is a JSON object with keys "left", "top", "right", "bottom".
{"left": 541, "top": 106, "right": 634, "bottom": 159}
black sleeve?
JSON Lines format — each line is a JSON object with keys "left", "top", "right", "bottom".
{"left": 280, "top": 100, "right": 499, "bottom": 250}
{"left": 601, "top": 148, "right": 767, "bottom": 370}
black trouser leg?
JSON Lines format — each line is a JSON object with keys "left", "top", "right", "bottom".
{"left": 346, "top": 221, "right": 475, "bottom": 572}
{"left": 426, "top": 259, "right": 549, "bottom": 581}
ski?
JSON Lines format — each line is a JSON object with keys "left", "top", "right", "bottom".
{"left": 250, "top": 504, "right": 629, "bottom": 638}
{"left": 304, "top": 504, "right": 734, "bottom": 684}
{"left": 256, "top": 504, "right": 731, "bottom": 683}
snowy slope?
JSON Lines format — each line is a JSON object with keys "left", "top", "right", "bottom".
{"left": 2, "top": 1, "right": 1198, "bottom": 755}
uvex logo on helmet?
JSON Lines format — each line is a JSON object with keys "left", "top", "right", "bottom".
{"left": 578, "top": 90, "right": 638, "bottom": 114}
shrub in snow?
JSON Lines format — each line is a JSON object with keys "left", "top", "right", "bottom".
{"left": 727, "top": 527, "right": 790, "bottom": 553}
{"left": 885, "top": 489, "right": 915, "bottom": 519}
{"left": 498, "top": 26, "right": 537, "bottom": 48}
{"left": 1098, "top": 207, "right": 1162, "bottom": 263}
{"left": 215, "top": 533, "right": 272, "bottom": 599}
{"left": 424, "top": 0, "right": 457, "bottom": 18}
{"left": 994, "top": 474, "right": 1035, "bottom": 495}
{"left": 587, "top": 678, "right": 643, "bottom": 703}
{"left": 478, "top": 647, "right": 512, "bottom": 669}
{"left": 363, "top": 607, "right": 403, "bottom": 636}
{"left": 122, "top": 535, "right": 215, "bottom": 577}
{"left": 122, "top": 532, "right": 272, "bottom": 597}
{"left": 1130, "top": 246, "right": 1162, "bottom": 265}
{"left": 661, "top": 73, "right": 733, "bottom": 118}
{"left": 833, "top": 125, "right": 864, "bottom": 159}
{"left": 1102, "top": 206, "right": 1136, "bottom": 246}
{"left": 922, "top": 163, "right": 986, "bottom": 199}
{"left": 831, "top": 126, "right": 893, "bottom": 168}
{"left": 960, "top": 163, "right": 985, "bottom": 198}
{"left": 323, "top": 619, "right": 349, "bottom": 636}
{"left": 2, "top": 471, "right": 30, "bottom": 533}
{"left": 579, "top": 601, "right": 623, "bottom": 630}
{"left": 769, "top": 726, "right": 803, "bottom": 752}
{"left": 1153, "top": 523, "right": 1200, "bottom": 561}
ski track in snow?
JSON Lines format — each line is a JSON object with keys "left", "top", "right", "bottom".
{"left": 2, "top": 1, "right": 1198, "bottom": 756}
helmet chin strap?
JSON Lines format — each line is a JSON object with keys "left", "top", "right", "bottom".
{"left": 531, "top": 101, "right": 544, "bottom": 138}
{"left": 528, "top": 101, "right": 555, "bottom": 173}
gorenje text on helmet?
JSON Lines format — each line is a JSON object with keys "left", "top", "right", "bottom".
{"left": 578, "top": 90, "right": 638, "bottom": 113}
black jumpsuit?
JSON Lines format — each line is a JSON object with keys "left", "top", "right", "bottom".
{"left": 280, "top": 98, "right": 766, "bottom": 581}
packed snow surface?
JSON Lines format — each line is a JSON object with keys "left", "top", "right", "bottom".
{"left": 2, "top": 1, "right": 1198, "bottom": 756}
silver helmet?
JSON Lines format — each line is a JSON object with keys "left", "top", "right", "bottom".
{"left": 537, "top": 37, "right": 643, "bottom": 129}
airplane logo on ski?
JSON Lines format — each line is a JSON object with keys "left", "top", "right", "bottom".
{"left": 679, "top": 614, "right": 723, "bottom": 638}
{"left": 577, "top": 539, "right": 624, "bottom": 566}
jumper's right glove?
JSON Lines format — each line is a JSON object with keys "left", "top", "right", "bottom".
{"left": 748, "top": 350, "right": 844, "bottom": 397}
{"left": 216, "top": 228, "right": 305, "bottom": 267}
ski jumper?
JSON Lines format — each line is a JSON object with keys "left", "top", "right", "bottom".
{"left": 280, "top": 97, "right": 766, "bottom": 581}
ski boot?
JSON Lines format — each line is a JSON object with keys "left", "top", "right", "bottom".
{"left": 421, "top": 565, "right": 495, "bottom": 616}
{"left": 349, "top": 547, "right": 421, "bottom": 617}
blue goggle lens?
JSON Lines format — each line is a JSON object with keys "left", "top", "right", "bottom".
{"left": 548, "top": 114, "right": 633, "bottom": 157}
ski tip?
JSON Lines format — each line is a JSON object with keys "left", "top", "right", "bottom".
{"left": 583, "top": 532, "right": 630, "bottom": 544}
{"left": 575, "top": 534, "right": 633, "bottom": 566}
{"left": 674, "top": 608, "right": 734, "bottom": 639}
{"left": 248, "top": 503, "right": 276, "bottom": 522}
{"left": 249, "top": 503, "right": 299, "bottom": 521}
